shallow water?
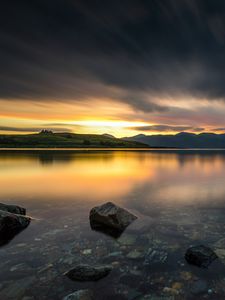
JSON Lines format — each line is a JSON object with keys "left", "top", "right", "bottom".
{"left": 1, "top": 150, "right": 225, "bottom": 299}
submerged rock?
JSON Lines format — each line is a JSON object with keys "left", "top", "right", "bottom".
{"left": 144, "top": 247, "right": 168, "bottom": 265}
{"left": 0, "top": 276, "right": 36, "bottom": 299}
{"left": 127, "top": 250, "right": 144, "bottom": 259}
{"left": 65, "top": 264, "right": 112, "bottom": 281}
{"left": 0, "top": 210, "right": 30, "bottom": 246}
{"left": 63, "top": 289, "right": 93, "bottom": 300}
{"left": 185, "top": 245, "right": 218, "bottom": 268}
{"left": 0, "top": 203, "right": 26, "bottom": 215}
{"left": 89, "top": 202, "right": 137, "bottom": 237}
{"left": 214, "top": 238, "right": 225, "bottom": 249}
{"left": 136, "top": 296, "right": 173, "bottom": 300}
{"left": 191, "top": 279, "right": 208, "bottom": 295}
{"left": 118, "top": 233, "right": 136, "bottom": 245}
{"left": 119, "top": 273, "right": 142, "bottom": 288}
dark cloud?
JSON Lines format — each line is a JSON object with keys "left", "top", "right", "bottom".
{"left": 0, "top": 126, "right": 71, "bottom": 133}
{"left": 130, "top": 125, "right": 205, "bottom": 132}
{"left": 1, "top": 0, "right": 225, "bottom": 111}
{"left": 213, "top": 127, "right": 225, "bottom": 131}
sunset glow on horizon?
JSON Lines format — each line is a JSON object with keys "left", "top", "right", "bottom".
{"left": 1, "top": 97, "right": 225, "bottom": 137}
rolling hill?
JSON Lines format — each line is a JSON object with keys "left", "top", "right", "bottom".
{"left": 0, "top": 132, "right": 148, "bottom": 148}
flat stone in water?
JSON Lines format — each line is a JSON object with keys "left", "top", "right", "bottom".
{"left": 185, "top": 245, "right": 218, "bottom": 268}
{"left": 65, "top": 264, "right": 112, "bottom": 281}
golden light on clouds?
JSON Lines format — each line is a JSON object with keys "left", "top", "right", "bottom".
{"left": 69, "top": 120, "right": 148, "bottom": 128}
{"left": 1, "top": 96, "right": 225, "bottom": 136}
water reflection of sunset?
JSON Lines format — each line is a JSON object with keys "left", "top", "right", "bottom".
{"left": 1, "top": 151, "right": 225, "bottom": 206}
{"left": 0, "top": 151, "right": 153, "bottom": 201}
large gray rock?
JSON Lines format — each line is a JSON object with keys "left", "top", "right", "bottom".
{"left": 63, "top": 289, "right": 93, "bottom": 300}
{"left": 0, "top": 203, "right": 26, "bottom": 215}
{"left": 65, "top": 264, "right": 112, "bottom": 281}
{"left": 89, "top": 202, "right": 137, "bottom": 236}
{"left": 0, "top": 210, "right": 30, "bottom": 246}
{"left": 185, "top": 245, "right": 218, "bottom": 268}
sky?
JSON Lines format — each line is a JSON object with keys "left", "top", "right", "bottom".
{"left": 1, "top": 0, "right": 225, "bottom": 137}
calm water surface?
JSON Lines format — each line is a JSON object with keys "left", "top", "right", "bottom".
{"left": 1, "top": 150, "right": 225, "bottom": 299}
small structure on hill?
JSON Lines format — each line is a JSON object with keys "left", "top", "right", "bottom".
{"left": 39, "top": 129, "right": 54, "bottom": 135}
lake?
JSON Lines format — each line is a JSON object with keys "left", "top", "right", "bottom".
{"left": 1, "top": 149, "right": 225, "bottom": 299}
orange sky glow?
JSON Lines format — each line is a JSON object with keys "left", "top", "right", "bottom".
{"left": 1, "top": 97, "right": 225, "bottom": 137}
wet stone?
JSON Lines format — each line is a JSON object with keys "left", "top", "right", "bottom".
{"left": 215, "top": 249, "right": 225, "bottom": 262}
{"left": 136, "top": 296, "right": 175, "bottom": 300}
{"left": 108, "top": 251, "right": 123, "bottom": 257}
{"left": 89, "top": 202, "right": 137, "bottom": 237}
{"left": 37, "top": 263, "right": 54, "bottom": 274}
{"left": 126, "top": 250, "right": 144, "bottom": 259}
{"left": 163, "top": 287, "right": 179, "bottom": 296}
{"left": 118, "top": 234, "right": 137, "bottom": 246}
{"left": 82, "top": 249, "right": 92, "bottom": 255}
{"left": 144, "top": 247, "right": 168, "bottom": 265}
{"left": 214, "top": 238, "right": 225, "bottom": 249}
{"left": 111, "top": 261, "right": 120, "bottom": 267}
{"left": 214, "top": 238, "right": 225, "bottom": 263}
{"left": 63, "top": 289, "right": 93, "bottom": 300}
{"left": 65, "top": 264, "right": 112, "bottom": 281}
{"left": 10, "top": 263, "right": 32, "bottom": 272}
{"left": 0, "top": 211, "right": 31, "bottom": 246}
{"left": 0, "top": 203, "right": 26, "bottom": 215}
{"left": 185, "top": 245, "right": 218, "bottom": 268}
{"left": 7, "top": 262, "right": 34, "bottom": 279}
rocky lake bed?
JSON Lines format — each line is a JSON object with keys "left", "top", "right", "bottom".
{"left": 1, "top": 200, "right": 225, "bottom": 300}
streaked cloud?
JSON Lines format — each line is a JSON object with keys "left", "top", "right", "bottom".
{"left": 129, "top": 125, "right": 205, "bottom": 133}
{"left": 1, "top": 1, "right": 225, "bottom": 134}
{"left": 0, "top": 126, "right": 72, "bottom": 133}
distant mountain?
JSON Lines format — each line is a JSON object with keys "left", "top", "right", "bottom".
{"left": 102, "top": 133, "right": 115, "bottom": 139}
{"left": 123, "top": 132, "right": 225, "bottom": 148}
{"left": 0, "top": 132, "right": 148, "bottom": 148}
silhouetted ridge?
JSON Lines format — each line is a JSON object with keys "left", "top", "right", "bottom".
{"left": 123, "top": 132, "right": 225, "bottom": 148}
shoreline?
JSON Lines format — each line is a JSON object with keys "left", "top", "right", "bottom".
{"left": 1, "top": 147, "right": 225, "bottom": 151}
